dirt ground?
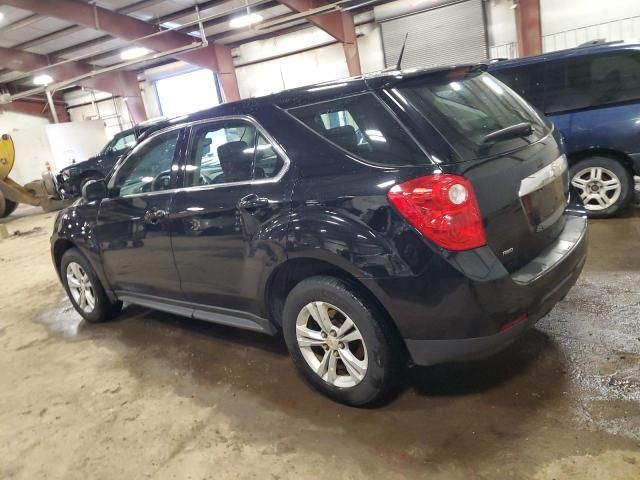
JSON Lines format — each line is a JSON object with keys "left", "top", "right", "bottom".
{"left": 1, "top": 204, "right": 639, "bottom": 480}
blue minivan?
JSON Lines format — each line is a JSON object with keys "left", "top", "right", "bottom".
{"left": 489, "top": 42, "right": 640, "bottom": 217}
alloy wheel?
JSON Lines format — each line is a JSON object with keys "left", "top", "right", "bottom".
{"left": 66, "top": 262, "right": 96, "bottom": 313}
{"left": 295, "top": 301, "right": 368, "bottom": 388}
{"left": 571, "top": 166, "right": 622, "bottom": 211}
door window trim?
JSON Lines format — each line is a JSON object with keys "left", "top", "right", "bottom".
{"left": 108, "top": 115, "right": 290, "bottom": 198}
{"left": 179, "top": 115, "right": 291, "bottom": 192}
{"left": 107, "top": 123, "right": 186, "bottom": 199}
{"left": 285, "top": 91, "right": 432, "bottom": 168}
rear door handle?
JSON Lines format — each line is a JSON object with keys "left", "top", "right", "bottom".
{"left": 144, "top": 208, "right": 168, "bottom": 224}
{"left": 238, "top": 194, "right": 269, "bottom": 211}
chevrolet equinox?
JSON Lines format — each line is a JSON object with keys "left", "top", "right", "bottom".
{"left": 51, "top": 65, "right": 588, "bottom": 406}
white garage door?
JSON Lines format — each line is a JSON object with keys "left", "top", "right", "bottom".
{"left": 380, "top": 0, "right": 488, "bottom": 70}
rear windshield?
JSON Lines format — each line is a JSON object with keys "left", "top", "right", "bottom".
{"left": 398, "top": 71, "right": 550, "bottom": 161}
{"left": 288, "top": 93, "right": 428, "bottom": 166}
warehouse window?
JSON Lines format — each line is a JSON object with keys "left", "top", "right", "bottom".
{"left": 289, "top": 93, "right": 426, "bottom": 166}
{"left": 156, "top": 69, "right": 221, "bottom": 118}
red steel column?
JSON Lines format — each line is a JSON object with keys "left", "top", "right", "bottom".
{"left": 214, "top": 44, "right": 241, "bottom": 102}
{"left": 516, "top": 0, "right": 543, "bottom": 57}
{"left": 342, "top": 13, "right": 361, "bottom": 77}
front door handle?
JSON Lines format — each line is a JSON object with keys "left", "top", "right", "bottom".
{"left": 238, "top": 194, "right": 269, "bottom": 211}
{"left": 144, "top": 208, "right": 168, "bottom": 224}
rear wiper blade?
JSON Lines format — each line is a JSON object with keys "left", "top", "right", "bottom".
{"left": 481, "top": 122, "right": 533, "bottom": 144}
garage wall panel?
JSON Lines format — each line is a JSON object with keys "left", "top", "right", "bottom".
{"left": 541, "top": 0, "right": 640, "bottom": 52}
{"left": 378, "top": 0, "right": 488, "bottom": 69}
{"left": 236, "top": 43, "right": 350, "bottom": 98}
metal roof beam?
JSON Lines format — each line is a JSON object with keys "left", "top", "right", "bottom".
{"left": 276, "top": 0, "right": 361, "bottom": 75}
{"left": 0, "top": 45, "right": 147, "bottom": 121}
{"left": 2, "top": 0, "right": 240, "bottom": 100}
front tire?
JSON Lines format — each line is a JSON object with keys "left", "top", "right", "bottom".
{"left": 282, "top": 276, "right": 403, "bottom": 406}
{"left": 569, "top": 156, "right": 634, "bottom": 218}
{"left": 60, "top": 248, "right": 122, "bottom": 323}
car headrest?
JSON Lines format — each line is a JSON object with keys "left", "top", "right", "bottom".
{"left": 217, "top": 141, "right": 249, "bottom": 161}
{"left": 217, "top": 141, "right": 252, "bottom": 181}
{"left": 326, "top": 125, "right": 358, "bottom": 150}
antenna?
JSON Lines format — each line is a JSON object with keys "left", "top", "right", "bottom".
{"left": 395, "top": 33, "right": 409, "bottom": 70}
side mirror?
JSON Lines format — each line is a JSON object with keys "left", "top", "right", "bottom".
{"left": 82, "top": 179, "right": 108, "bottom": 202}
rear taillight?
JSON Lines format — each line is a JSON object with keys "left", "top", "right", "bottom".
{"left": 387, "top": 174, "right": 486, "bottom": 251}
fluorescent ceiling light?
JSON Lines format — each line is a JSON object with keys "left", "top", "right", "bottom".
{"left": 33, "top": 74, "right": 53, "bottom": 86}
{"left": 0, "top": 12, "right": 4, "bottom": 22}
{"left": 120, "top": 47, "right": 151, "bottom": 60}
{"left": 161, "top": 21, "right": 181, "bottom": 29}
{"left": 229, "top": 13, "right": 263, "bottom": 29}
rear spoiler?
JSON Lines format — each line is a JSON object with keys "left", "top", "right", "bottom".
{"left": 368, "top": 63, "right": 488, "bottom": 90}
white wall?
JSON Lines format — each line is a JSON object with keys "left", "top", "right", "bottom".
{"left": 233, "top": 21, "right": 384, "bottom": 98}
{"left": 486, "top": 0, "right": 517, "bottom": 47}
{"left": 357, "top": 23, "right": 386, "bottom": 73}
{"left": 541, "top": 0, "right": 640, "bottom": 52}
{"left": 45, "top": 121, "right": 108, "bottom": 172}
{"left": 0, "top": 111, "right": 53, "bottom": 185}
{"left": 65, "top": 89, "right": 133, "bottom": 139}
{"left": 541, "top": 0, "right": 640, "bottom": 36}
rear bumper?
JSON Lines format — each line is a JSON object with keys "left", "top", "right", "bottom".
{"left": 406, "top": 227, "right": 586, "bottom": 365}
{"left": 363, "top": 215, "right": 588, "bottom": 366}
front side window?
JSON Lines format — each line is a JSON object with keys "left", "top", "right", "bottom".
{"left": 185, "top": 120, "right": 285, "bottom": 187}
{"left": 288, "top": 93, "right": 427, "bottom": 166}
{"left": 110, "top": 130, "right": 179, "bottom": 197}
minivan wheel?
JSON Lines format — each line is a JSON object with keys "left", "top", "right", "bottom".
{"left": 60, "top": 248, "right": 122, "bottom": 323}
{"left": 569, "top": 156, "right": 633, "bottom": 218}
{"left": 282, "top": 276, "right": 402, "bottom": 406}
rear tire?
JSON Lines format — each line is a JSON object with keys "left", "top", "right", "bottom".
{"left": 60, "top": 248, "right": 122, "bottom": 323}
{"left": 569, "top": 156, "right": 633, "bottom": 218}
{"left": 282, "top": 276, "right": 403, "bottom": 406}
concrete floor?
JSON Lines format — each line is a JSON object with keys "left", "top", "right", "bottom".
{"left": 0, "top": 204, "right": 639, "bottom": 480}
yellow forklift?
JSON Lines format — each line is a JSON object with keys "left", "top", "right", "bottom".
{"left": 0, "top": 133, "right": 68, "bottom": 218}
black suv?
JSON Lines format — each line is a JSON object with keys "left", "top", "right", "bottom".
{"left": 51, "top": 65, "right": 587, "bottom": 405}
{"left": 57, "top": 119, "right": 168, "bottom": 197}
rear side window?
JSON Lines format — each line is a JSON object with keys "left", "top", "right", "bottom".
{"left": 185, "top": 120, "right": 285, "bottom": 187}
{"left": 398, "top": 72, "right": 549, "bottom": 161}
{"left": 288, "top": 93, "right": 427, "bottom": 166}
{"left": 544, "top": 51, "right": 640, "bottom": 114}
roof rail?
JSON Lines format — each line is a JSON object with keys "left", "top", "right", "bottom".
{"left": 577, "top": 39, "right": 622, "bottom": 47}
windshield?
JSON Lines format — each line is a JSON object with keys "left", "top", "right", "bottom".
{"left": 398, "top": 72, "right": 550, "bottom": 161}
{"left": 101, "top": 130, "right": 137, "bottom": 155}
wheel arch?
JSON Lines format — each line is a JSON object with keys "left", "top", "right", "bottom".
{"left": 567, "top": 148, "right": 635, "bottom": 176}
{"left": 263, "top": 257, "right": 406, "bottom": 354}
{"left": 52, "top": 237, "right": 118, "bottom": 302}
{"left": 52, "top": 238, "right": 76, "bottom": 273}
